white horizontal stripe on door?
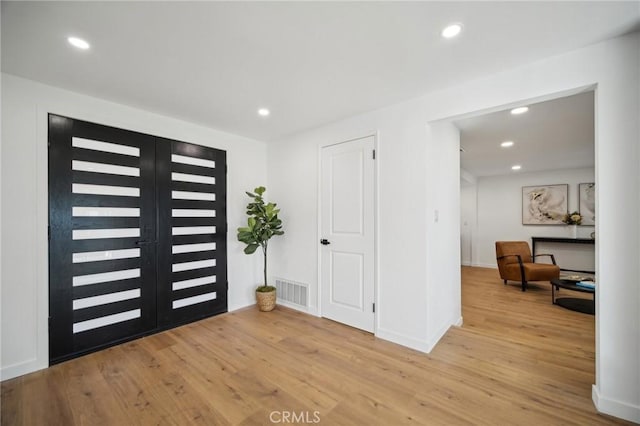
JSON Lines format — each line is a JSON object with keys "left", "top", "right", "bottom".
{"left": 171, "top": 191, "right": 215, "bottom": 201}
{"left": 172, "top": 242, "right": 216, "bottom": 254}
{"left": 172, "top": 292, "right": 216, "bottom": 309}
{"left": 171, "top": 154, "right": 215, "bottom": 169}
{"left": 73, "top": 268, "right": 141, "bottom": 287}
{"left": 171, "top": 209, "right": 216, "bottom": 217}
{"left": 72, "top": 160, "right": 140, "bottom": 177}
{"left": 72, "top": 137, "right": 140, "bottom": 157}
{"left": 73, "top": 309, "right": 141, "bottom": 333}
{"left": 73, "top": 289, "right": 141, "bottom": 310}
{"left": 72, "top": 248, "right": 141, "bottom": 263}
{"left": 72, "top": 183, "right": 140, "bottom": 197}
{"left": 72, "top": 207, "right": 140, "bottom": 217}
{"left": 172, "top": 275, "right": 216, "bottom": 291}
{"left": 172, "top": 259, "right": 216, "bottom": 273}
{"left": 171, "top": 172, "right": 216, "bottom": 185}
{"left": 172, "top": 226, "right": 216, "bottom": 236}
{"left": 72, "top": 228, "right": 140, "bottom": 240}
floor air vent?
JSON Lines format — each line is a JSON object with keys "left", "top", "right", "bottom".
{"left": 274, "top": 278, "right": 308, "bottom": 308}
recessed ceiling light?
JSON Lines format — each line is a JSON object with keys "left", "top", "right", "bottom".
{"left": 510, "top": 106, "right": 529, "bottom": 115}
{"left": 67, "top": 36, "right": 90, "bottom": 50}
{"left": 441, "top": 23, "right": 463, "bottom": 39}
{"left": 511, "top": 165, "right": 522, "bottom": 171}
{"left": 501, "top": 141, "right": 514, "bottom": 148}
{"left": 258, "top": 108, "right": 270, "bottom": 117}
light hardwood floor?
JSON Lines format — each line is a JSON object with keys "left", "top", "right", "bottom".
{"left": 2, "top": 267, "right": 628, "bottom": 425}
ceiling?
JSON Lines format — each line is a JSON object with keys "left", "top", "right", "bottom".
{"left": 457, "top": 91, "right": 595, "bottom": 178}
{"left": 2, "top": 2, "right": 638, "bottom": 142}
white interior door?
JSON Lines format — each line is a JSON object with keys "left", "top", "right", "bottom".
{"left": 320, "top": 136, "right": 375, "bottom": 332}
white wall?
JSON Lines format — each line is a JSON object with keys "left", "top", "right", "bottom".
{"left": 269, "top": 111, "right": 434, "bottom": 352}
{"left": 265, "top": 137, "right": 321, "bottom": 315}
{"left": 426, "top": 122, "right": 463, "bottom": 347}
{"left": 0, "top": 73, "right": 267, "bottom": 380}
{"left": 267, "top": 33, "right": 639, "bottom": 422}
{"left": 460, "top": 182, "right": 477, "bottom": 266}
{"left": 473, "top": 168, "right": 595, "bottom": 269}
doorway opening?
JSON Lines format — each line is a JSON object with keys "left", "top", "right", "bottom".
{"left": 456, "top": 90, "right": 596, "bottom": 275}
{"left": 441, "top": 86, "right": 598, "bottom": 404}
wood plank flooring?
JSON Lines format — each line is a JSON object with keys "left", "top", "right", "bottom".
{"left": 2, "top": 266, "right": 628, "bottom": 425}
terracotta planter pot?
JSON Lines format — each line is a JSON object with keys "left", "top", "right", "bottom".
{"left": 256, "top": 289, "right": 276, "bottom": 312}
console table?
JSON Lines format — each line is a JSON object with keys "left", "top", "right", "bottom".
{"left": 531, "top": 237, "right": 595, "bottom": 274}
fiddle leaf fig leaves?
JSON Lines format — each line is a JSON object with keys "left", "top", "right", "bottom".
{"left": 236, "top": 187, "right": 284, "bottom": 288}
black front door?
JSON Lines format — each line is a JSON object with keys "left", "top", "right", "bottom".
{"left": 48, "top": 115, "right": 227, "bottom": 363}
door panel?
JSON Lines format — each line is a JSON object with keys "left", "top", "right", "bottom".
{"left": 320, "top": 136, "right": 375, "bottom": 332}
{"left": 331, "top": 251, "right": 364, "bottom": 309}
{"left": 49, "top": 114, "right": 157, "bottom": 363}
{"left": 331, "top": 149, "right": 364, "bottom": 234}
{"left": 156, "top": 138, "right": 227, "bottom": 327}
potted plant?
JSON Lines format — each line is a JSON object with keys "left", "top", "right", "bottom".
{"left": 237, "top": 186, "right": 284, "bottom": 311}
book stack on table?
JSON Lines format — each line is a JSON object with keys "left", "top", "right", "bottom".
{"left": 576, "top": 281, "right": 596, "bottom": 290}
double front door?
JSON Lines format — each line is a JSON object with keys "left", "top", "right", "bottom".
{"left": 48, "top": 114, "right": 227, "bottom": 363}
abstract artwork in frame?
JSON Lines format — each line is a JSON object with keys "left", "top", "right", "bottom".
{"left": 579, "top": 182, "right": 595, "bottom": 226}
{"left": 522, "top": 184, "right": 568, "bottom": 225}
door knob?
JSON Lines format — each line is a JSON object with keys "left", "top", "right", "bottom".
{"left": 320, "top": 239, "right": 331, "bottom": 245}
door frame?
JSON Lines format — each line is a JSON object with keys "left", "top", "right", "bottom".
{"left": 316, "top": 131, "right": 379, "bottom": 333}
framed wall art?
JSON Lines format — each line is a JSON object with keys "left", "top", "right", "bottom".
{"left": 522, "top": 184, "right": 568, "bottom": 225}
{"left": 579, "top": 182, "right": 595, "bottom": 226}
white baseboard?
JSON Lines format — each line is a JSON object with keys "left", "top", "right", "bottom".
{"left": 593, "top": 385, "right": 640, "bottom": 423}
{"left": 376, "top": 316, "right": 463, "bottom": 355}
{"left": 1, "top": 358, "right": 47, "bottom": 381}
{"left": 375, "top": 327, "right": 430, "bottom": 353}
{"left": 276, "top": 299, "right": 319, "bottom": 316}
{"left": 231, "top": 297, "right": 320, "bottom": 318}
{"left": 461, "top": 262, "right": 495, "bottom": 268}
{"left": 471, "top": 262, "right": 497, "bottom": 269}
{"left": 425, "top": 316, "right": 463, "bottom": 353}
{"left": 228, "top": 300, "right": 255, "bottom": 312}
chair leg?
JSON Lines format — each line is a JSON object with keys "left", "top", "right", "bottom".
{"left": 503, "top": 279, "right": 507, "bottom": 285}
{"left": 521, "top": 279, "right": 527, "bottom": 291}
